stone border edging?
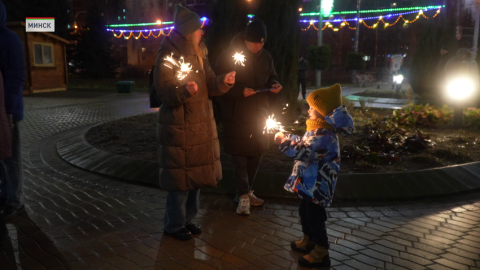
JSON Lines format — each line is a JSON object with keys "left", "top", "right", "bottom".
{"left": 57, "top": 125, "right": 480, "bottom": 200}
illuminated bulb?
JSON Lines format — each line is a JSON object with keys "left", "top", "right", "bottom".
{"left": 359, "top": 19, "right": 363, "bottom": 22}
{"left": 310, "top": 20, "right": 314, "bottom": 25}
{"left": 334, "top": 28, "right": 339, "bottom": 31}
{"left": 385, "top": 23, "right": 389, "bottom": 27}
{"left": 419, "top": 10, "right": 423, "bottom": 14}
{"left": 299, "top": 8, "right": 303, "bottom": 12}
{"left": 373, "top": 24, "right": 377, "bottom": 28}
{"left": 341, "top": 22, "right": 345, "bottom": 26}
{"left": 379, "top": 16, "right": 383, "bottom": 20}
{"left": 157, "top": 20, "right": 162, "bottom": 24}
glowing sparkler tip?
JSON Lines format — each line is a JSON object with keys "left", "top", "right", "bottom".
{"left": 233, "top": 52, "right": 246, "bottom": 66}
{"left": 263, "top": 114, "right": 285, "bottom": 134}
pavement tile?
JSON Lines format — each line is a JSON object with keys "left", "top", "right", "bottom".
{"left": 260, "top": 253, "right": 292, "bottom": 268}
{"left": 452, "top": 243, "right": 480, "bottom": 255}
{"left": 336, "top": 239, "right": 367, "bottom": 251}
{"left": 113, "top": 257, "right": 143, "bottom": 270}
{"left": 80, "top": 255, "right": 107, "bottom": 269}
{"left": 358, "top": 249, "right": 393, "bottom": 263}
{"left": 399, "top": 251, "right": 433, "bottom": 265}
{"left": 262, "top": 234, "right": 290, "bottom": 247}
{"left": 368, "top": 244, "right": 400, "bottom": 257}
{"left": 195, "top": 262, "right": 218, "bottom": 270}
{"left": 351, "top": 230, "right": 381, "bottom": 241}
{"left": 342, "top": 259, "right": 376, "bottom": 270}
{"left": 329, "top": 243, "right": 359, "bottom": 256}
{"left": 351, "top": 254, "right": 385, "bottom": 268}
{"left": 440, "top": 253, "right": 476, "bottom": 266}
{"left": 392, "top": 257, "right": 426, "bottom": 270}
{"left": 434, "top": 258, "right": 470, "bottom": 270}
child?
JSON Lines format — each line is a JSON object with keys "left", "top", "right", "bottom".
{"left": 274, "top": 84, "right": 354, "bottom": 268}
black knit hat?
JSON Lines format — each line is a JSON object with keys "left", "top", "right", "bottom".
{"left": 244, "top": 19, "right": 267, "bottom": 43}
{"left": 174, "top": 5, "right": 202, "bottom": 37}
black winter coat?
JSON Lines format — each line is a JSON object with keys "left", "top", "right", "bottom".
{"left": 215, "top": 32, "right": 279, "bottom": 156}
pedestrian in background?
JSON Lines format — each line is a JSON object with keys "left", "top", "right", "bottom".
{"left": 298, "top": 55, "right": 309, "bottom": 100}
{"left": 215, "top": 19, "right": 282, "bottom": 215}
{"left": 0, "top": 1, "right": 26, "bottom": 220}
{"left": 274, "top": 84, "right": 354, "bottom": 268}
{"left": 0, "top": 69, "right": 10, "bottom": 246}
{"left": 154, "top": 5, "right": 235, "bottom": 241}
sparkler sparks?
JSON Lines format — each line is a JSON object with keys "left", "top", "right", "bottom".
{"left": 163, "top": 53, "right": 192, "bottom": 81}
{"left": 233, "top": 51, "right": 246, "bottom": 67}
{"left": 263, "top": 114, "right": 285, "bottom": 134}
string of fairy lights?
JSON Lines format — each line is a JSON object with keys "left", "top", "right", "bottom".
{"left": 106, "top": 18, "right": 207, "bottom": 39}
{"left": 301, "top": 7, "right": 442, "bottom": 32}
{"left": 105, "top": 5, "right": 445, "bottom": 39}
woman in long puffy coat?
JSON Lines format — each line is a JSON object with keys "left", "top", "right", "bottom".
{"left": 153, "top": 5, "right": 235, "bottom": 240}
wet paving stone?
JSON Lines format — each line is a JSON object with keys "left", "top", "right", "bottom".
{"left": 1, "top": 91, "right": 479, "bottom": 269}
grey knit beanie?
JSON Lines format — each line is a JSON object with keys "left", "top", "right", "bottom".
{"left": 174, "top": 5, "right": 202, "bottom": 37}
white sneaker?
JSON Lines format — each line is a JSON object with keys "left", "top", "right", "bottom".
{"left": 248, "top": 190, "right": 264, "bottom": 206}
{"left": 236, "top": 194, "right": 250, "bottom": 215}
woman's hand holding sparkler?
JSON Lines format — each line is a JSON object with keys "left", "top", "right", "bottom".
{"left": 243, "top": 87, "right": 256, "bottom": 97}
{"left": 224, "top": 71, "right": 236, "bottom": 85}
{"left": 186, "top": 81, "right": 198, "bottom": 95}
{"left": 274, "top": 132, "right": 285, "bottom": 144}
{"left": 270, "top": 83, "right": 283, "bottom": 94}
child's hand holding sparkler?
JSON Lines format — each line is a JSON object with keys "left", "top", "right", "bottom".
{"left": 224, "top": 71, "right": 236, "bottom": 85}
{"left": 270, "top": 83, "right": 283, "bottom": 94}
{"left": 274, "top": 132, "right": 284, "bottom": 144}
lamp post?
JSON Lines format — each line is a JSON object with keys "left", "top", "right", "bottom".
{"left": 316, "top": 0, "right": 323, "bottom": 88}
{"left": 354, "top": 0, "right": 361, "bottom": 53}
{"left": 74, "top": 11, "right": 87, "bottom": 32}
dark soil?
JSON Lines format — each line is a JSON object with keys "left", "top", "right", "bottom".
{"left": 85, "top": 111, "right": 480, "bottom": 174}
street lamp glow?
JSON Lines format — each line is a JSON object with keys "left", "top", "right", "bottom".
{"left": 446, "top": 78, "right": 475, "bottom": 101}
{"left": 393, "top": 74, "right": 404, "bottom": 84}
{"left": 156, "top": 20, "right": 161, "bottom": 24}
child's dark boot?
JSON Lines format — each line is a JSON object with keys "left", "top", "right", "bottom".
{"left": 290, "top": 235, "right": 315, "bottom": 254}
{"left": 298, "top": 244, "right": 331, "bottom": 268}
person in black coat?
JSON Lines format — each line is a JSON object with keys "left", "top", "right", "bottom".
{"left": 298, "top": 55, "right": 309, "bottom": 100}
{"left": 0, "top": 1, "right": 26, "bottom": 220}
{"left": 215, "top": 20, "right": 282, "bottom": 215}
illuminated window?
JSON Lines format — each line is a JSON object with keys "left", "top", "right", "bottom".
{"left": 33, "top": 43, "right": 55, "bottom": 67}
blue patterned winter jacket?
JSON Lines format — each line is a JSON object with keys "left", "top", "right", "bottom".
{"left": 279, "top": 105, "right": 354, "bottom": 206}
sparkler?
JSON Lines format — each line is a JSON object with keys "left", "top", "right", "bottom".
{"left": 232, "top": 51, "right": 246, "bottom": 69}
{"left": 263, "top": 114, "right": 285, "bottom": 134}
{"left": 163, "top": 53, "right": 192, "bottom": 81}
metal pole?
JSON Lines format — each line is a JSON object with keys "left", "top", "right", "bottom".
{"left": 374, "top": 26, "right": 378, "bottom": 69}
{"left": 473, "top": 6, "right": 480, "bottom": 60}
{"left": 316, "top": 0, "right": 323, "bottom": 87}
{"left": 354, "top": 0, "right": 361, "bottom": 52}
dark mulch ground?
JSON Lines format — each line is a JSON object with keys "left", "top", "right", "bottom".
{"left": 85, "top": 111, "right": 480, "bottom": 174}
